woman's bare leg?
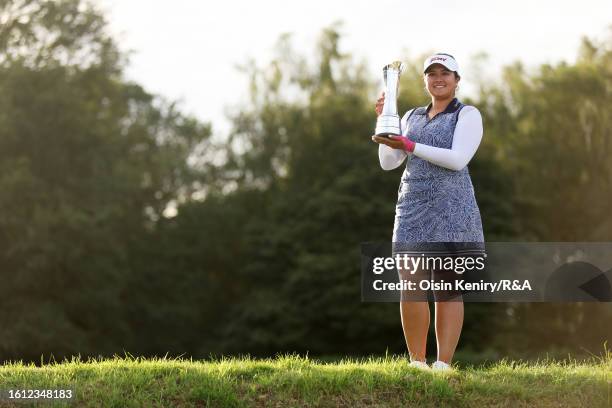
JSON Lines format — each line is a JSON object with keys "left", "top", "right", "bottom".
{"left": 434, "top": 300, "right": 463, "bottom": 363}
{"left": 400, "top": 301, "right": 430, "bottom": 361}
{"left": 398, "top": 264, "right": 431, "bottom": 362}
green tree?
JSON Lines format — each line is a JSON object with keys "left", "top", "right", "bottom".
{"left": 188, "top": 29, "right": 508, "bottom": 357}
{"left": 0, "top": 0, "right": 211, "bottom": 361}
{"left": 478, "top": 34, "right": 612, "bottom": 356}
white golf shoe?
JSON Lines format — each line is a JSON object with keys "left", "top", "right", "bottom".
{"left": 409, "top": 360, "right": 430, "bottom": 370}
{"left": 431, "top": 360, "right": 453, "bottom": 371}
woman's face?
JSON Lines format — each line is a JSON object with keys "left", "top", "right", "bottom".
{"left": 424, "top": 64, "right": 459, "bottom": 99}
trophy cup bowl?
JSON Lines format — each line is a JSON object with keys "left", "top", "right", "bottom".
{"left": 375, "top": 61, "right": 405, "bottom": 136}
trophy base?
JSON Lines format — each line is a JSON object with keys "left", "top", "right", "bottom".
{"left": 375, "top": 114, "right": 402, "bottom": 136}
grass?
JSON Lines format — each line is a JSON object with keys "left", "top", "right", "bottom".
{"left": 0, "top": 352, "right": 610, "bottom": 407}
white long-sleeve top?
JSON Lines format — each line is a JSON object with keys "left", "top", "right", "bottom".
{"left": 378, "top": 105, "right": 483, "bottom": 171}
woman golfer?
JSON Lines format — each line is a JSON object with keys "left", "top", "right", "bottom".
{"left": 371, "top": 53, "right": 484, "bottom": 371}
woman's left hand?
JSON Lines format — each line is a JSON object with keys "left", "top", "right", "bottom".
{"left": 371, "top": 135, "right": 415, "bottom": 152}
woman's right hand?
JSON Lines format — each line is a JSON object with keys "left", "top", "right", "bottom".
{"left": 375, "top": 92, "right": 385, "bottom": 116}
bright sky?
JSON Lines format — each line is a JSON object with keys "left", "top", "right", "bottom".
{"left": 94, "top": 0, "right": 611, "bottom": 136}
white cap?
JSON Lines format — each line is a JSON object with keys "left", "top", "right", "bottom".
{"left": 423, "top": 53, "right": 459, "bottom": 75}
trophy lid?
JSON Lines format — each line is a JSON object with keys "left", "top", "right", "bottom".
{"left": 383, "top": 61, "right": 405, "bottom": 73}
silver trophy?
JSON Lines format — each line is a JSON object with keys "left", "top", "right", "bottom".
{"left": 375, "top": 61, "right": 405, "bottom": 136}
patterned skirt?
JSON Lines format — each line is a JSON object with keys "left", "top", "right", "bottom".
{"left": 392, "top": 174, "right": 485, "bottom": 256}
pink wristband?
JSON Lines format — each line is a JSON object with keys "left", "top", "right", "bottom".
{"left": 390, "top": 135, "right": 415, "bottom": 153}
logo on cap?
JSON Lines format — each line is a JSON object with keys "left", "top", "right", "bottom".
{"left": 430, "top": 57, "right": 448, "bottom": 62}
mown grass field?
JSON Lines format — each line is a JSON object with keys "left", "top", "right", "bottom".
{"left": 0, "top": 353, "right": 610, "bottom": 407}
